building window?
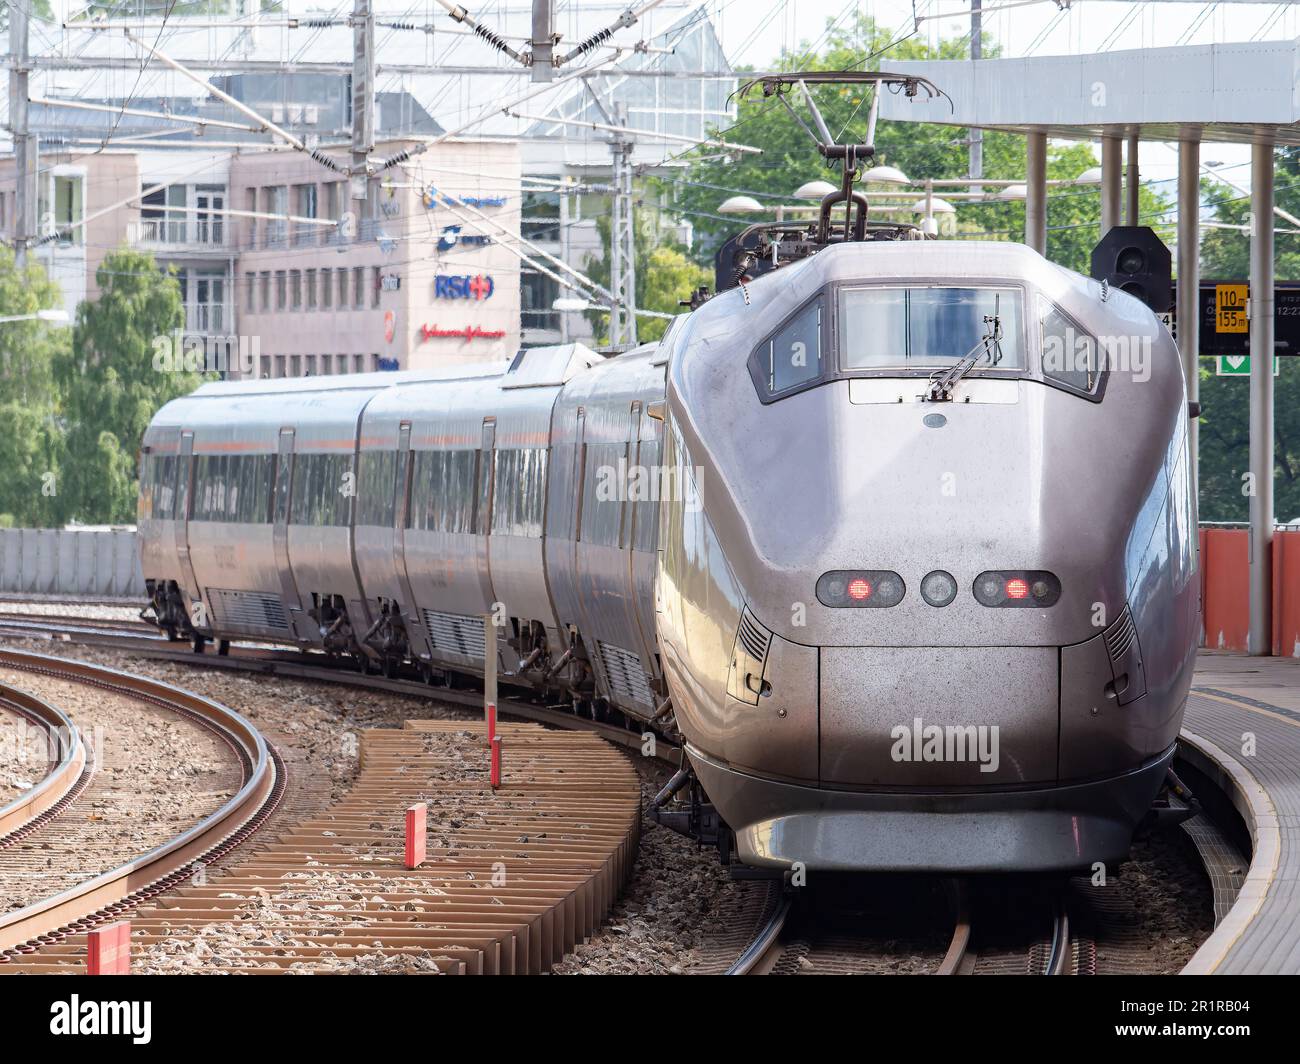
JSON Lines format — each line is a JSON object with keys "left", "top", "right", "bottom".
{"left": 323, "top": 183, "right": 341, "bottom": 246}
{"left": 274, "top": 354, "right": 286, "bottom": 377}
{"left": 196, "top": 185, "right": 224, "bottom": 245}
{"left": 290, "top": 354, "right": 301, "bottom": 376}
{"left": 275, "top": 270, "right": 287, "bottom": 310}
{"left": 306, "top": 269, "right": 317, "bottom": 309}
{"left": 293, "top": 183, "right": 317, "bottom": 246}
{"left": 371, "top": 353, "right": 380, "bottom": 372}
{"left": 321, "top": 268, "right": 332, "bottom": 309}
{"left": 245, "top": 272, "right": 256, "bottom": 313}
{"left": 350, "top": 267, "right": 362, "bottom": 309}
{"left": 371, "top": 266, "right": 382, "bottom": 308}
{"left": 337, "top": 354, "right": 348, "bottom": 374}
{"left": 305, "top": 355, "right": 317, "bottom": 376}
{"left": 337, "top": 269, "right": 348, "bottom": 308}
{"left": 259, "top": 271, "right": 271, "bottom": 313}
{"left": 266, "top": 186, "right": 288, "bottom": 246}
{"left": 290, "top": 269, "right": 302, "bottom": 310}
{"left": 318, "top": 356, "right": 331, "bottom": 375}
{"left": 353, "top": 354, "right": 364, "bottom": 372}
{"left": 245, "top": 187, "right": 258, "bottom": 248}
{"left": 260, "top": 354, "right": 271, "bottom": 379}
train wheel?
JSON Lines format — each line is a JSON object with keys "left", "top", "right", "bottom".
{"left": 165, "top": 627, "right": 180, "bottom": 643}
{"left": 191, "top": 635, "right": 207, "bottom": 654}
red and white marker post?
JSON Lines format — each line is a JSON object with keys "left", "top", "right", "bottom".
{"left": 405, "top": 802, "right": 427, "bottom": 869}
{"left": 86, "top": 921, "right": 131, "bottom": 975}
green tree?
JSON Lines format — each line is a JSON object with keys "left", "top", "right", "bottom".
{"left": 1196, "top": 146, "right": 1300, "bottom": 522}
{"left": 0, "top": 247, "right": 67, "bottom": 527}
{"left": 57, "top": 248, "right": 203, "bottom": 524}
{"left": 584, "top": 212, "right": 711, "bottom": 344}
{"left": 668, "top": 14, "right": 1166, "bottom": 276}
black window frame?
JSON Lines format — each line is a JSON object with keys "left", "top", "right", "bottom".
{"left": 745, "top": 277, "right": 1115, "bottom": 405}
{"left": 1036, "top": 295, "right": 1109, "bottom": 404}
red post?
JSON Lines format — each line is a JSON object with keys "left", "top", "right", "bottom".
{"left": 405, "top": 802, "right": 427, "bottom": 869}
{"left": 490, "top": 735, "right": 501, "bottom": 790}
{"left": 86, "top": 921, "right": 130, "bottom": 975}
{"left": 486, "top": 702, "right": 497, "bottom": 746}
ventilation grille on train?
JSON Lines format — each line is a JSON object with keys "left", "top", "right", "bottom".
{"left": 1103, "top": 606, "right": 1138, "bottom": 665}
{"left": 207, "top": 588, "right": 290, "bottom": 634}
{"left": 597, "top": 641, "right": 656, "bottom": 707}
{"left": 422, "top": 609, "right": 487, "bottom": 661}
{"left": 737, "top": 609, "right": 772, "bottom": 664}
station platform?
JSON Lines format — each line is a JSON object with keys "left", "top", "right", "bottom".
{"left": 1180, "top": 652, "right": 1300, "bottom": 974}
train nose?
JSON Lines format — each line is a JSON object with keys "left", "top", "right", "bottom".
{"left": 818, "top": 645, "right": 1059, "bottom": 786}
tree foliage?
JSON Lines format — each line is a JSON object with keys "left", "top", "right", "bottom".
{"left": 584, "top": 212, "right": 711, "bottom": 344}
{"left": 666, "top": 13, "right": 1167, "bottom": 277}
{"left": 56, "top": 248, "right": 202, "bottom": 524}
{"left": 0, "top": 247, "right": 67, "bottom": 527}
{"left": 1197, "top": 146, "right": 1300, "bottom": 523}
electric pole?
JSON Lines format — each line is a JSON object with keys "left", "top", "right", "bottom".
{"left": 531, "top": 0, "right": 554, "bottom": 83}
{"left": 608, "top": 126, "right": 637, "bottom": 349}
{"left": 351, "top": 0, "right": 375, "bottom": 205}
{"left": 8, "top": 0, "right": 37, "bottom": 269}
{"left": 969, "top": 0, "right": 982, "bottom": 180}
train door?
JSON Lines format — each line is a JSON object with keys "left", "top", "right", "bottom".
{"left": 272, "top": 428, "right": 311, "bottom": 643}
{"left": 393, "top": 421, "right": 433, "bottom": 660}
{"left": 624, "top": 400, "right": 659, "bottom": 674}
{"left": 174, "top": 432, "right": 201, "bottom": 616}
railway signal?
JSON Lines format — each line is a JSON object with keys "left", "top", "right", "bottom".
{"left": 1091, "top": 226, "right": 1172, "bottom": 313}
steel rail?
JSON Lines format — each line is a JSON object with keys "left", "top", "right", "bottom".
{"left": 0, "top": 648, "right": 278, "bottom": 956}
{"left": 725, "top": 890, "right": 791, "bottom": 975}
{"left": 0, "top": 684, "right": 86, "bottom": 840}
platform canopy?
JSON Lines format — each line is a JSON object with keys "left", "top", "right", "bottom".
{"left": 878, "top": 41, "right": 1300, "bottom": 145}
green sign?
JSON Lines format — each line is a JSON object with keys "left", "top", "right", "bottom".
{"left": 1216, "top": 355, "right": 1280, "bottom": 377}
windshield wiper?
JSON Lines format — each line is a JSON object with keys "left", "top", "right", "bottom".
{"left": 925, "top": 300, "right": 1004, "bottom": 403}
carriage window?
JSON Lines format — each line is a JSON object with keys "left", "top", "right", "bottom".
{"left": 632, "top": 436, "right": 661, "bottom": 553}
{"left": 491, "top": 447, "right": 547, "bottom": 538}
{"left": 580, "top": 443, "right": 626, "bottom": 547}
{"left": 290, "top": 453, "right": 352, "bottom": 526}
{"left": 408, "top": 449, "right": 477, "bottom": 534}
{"left": 840, "top": 286, "right": 1023, "bottom": 370}
{"left": 358, "top": 451, "right": 398, "bottom": 527}
{"left": 758, "top": 298, "right": 822, "bottom": 396}
{"left": 1039, "top": 298, "right": 1101, "bottom": 395}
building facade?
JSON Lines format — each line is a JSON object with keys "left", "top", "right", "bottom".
{"left": 1, "top": 137, "right": 521, "bottom": 377}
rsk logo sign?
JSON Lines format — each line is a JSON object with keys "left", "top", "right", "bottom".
{"left": 434, "top": 274, "right": 494, "bottom": 300}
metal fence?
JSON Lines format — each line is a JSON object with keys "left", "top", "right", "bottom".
{"left": 0, "top": 528, "right": 144, "bottom": 600}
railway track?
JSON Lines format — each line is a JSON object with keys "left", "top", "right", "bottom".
{"left": 0, "top": 609, "right": 1222, "bottom": 975}
{"left": 0, "top": 682, "right": 86, "bottom": 841}
{"left": 0, "top": 623, "right": 646, "bottom": 975}
{"left": 0, "top": 648, "right": 278, "bottom": 965}
{"left": 5, "top": 720, "right": 640, "bottom": 974}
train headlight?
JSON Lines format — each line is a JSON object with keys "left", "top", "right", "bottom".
{"left": 920, "top": 570, "right": 957, "bottom": 607}
{"left": 817, "top": 570, "right": 906, "bottom": 608}
{"left": 972, "top": 570, "right": 1061, "bottom": 608}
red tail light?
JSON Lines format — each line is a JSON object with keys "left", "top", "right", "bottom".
{"left": 817, "top": 570, "right": 906, "bottom": 608}
{"left": 973, "top": 571, "right": 1060, "bottom": 608}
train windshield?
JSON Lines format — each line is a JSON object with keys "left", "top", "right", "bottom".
{"left": 839, "top": 286, "right": 1024, "bottom": 371}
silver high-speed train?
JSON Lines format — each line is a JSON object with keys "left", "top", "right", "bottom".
{"left": 138, "top": 239, "right": 1198, "bottom": 874}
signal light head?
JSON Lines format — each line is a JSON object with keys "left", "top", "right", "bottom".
{"left": 973, "top": 570, "right": 1061, "bottom": 608}
{"left": 817, "top": 570, "right": 905, "bottom": 608}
